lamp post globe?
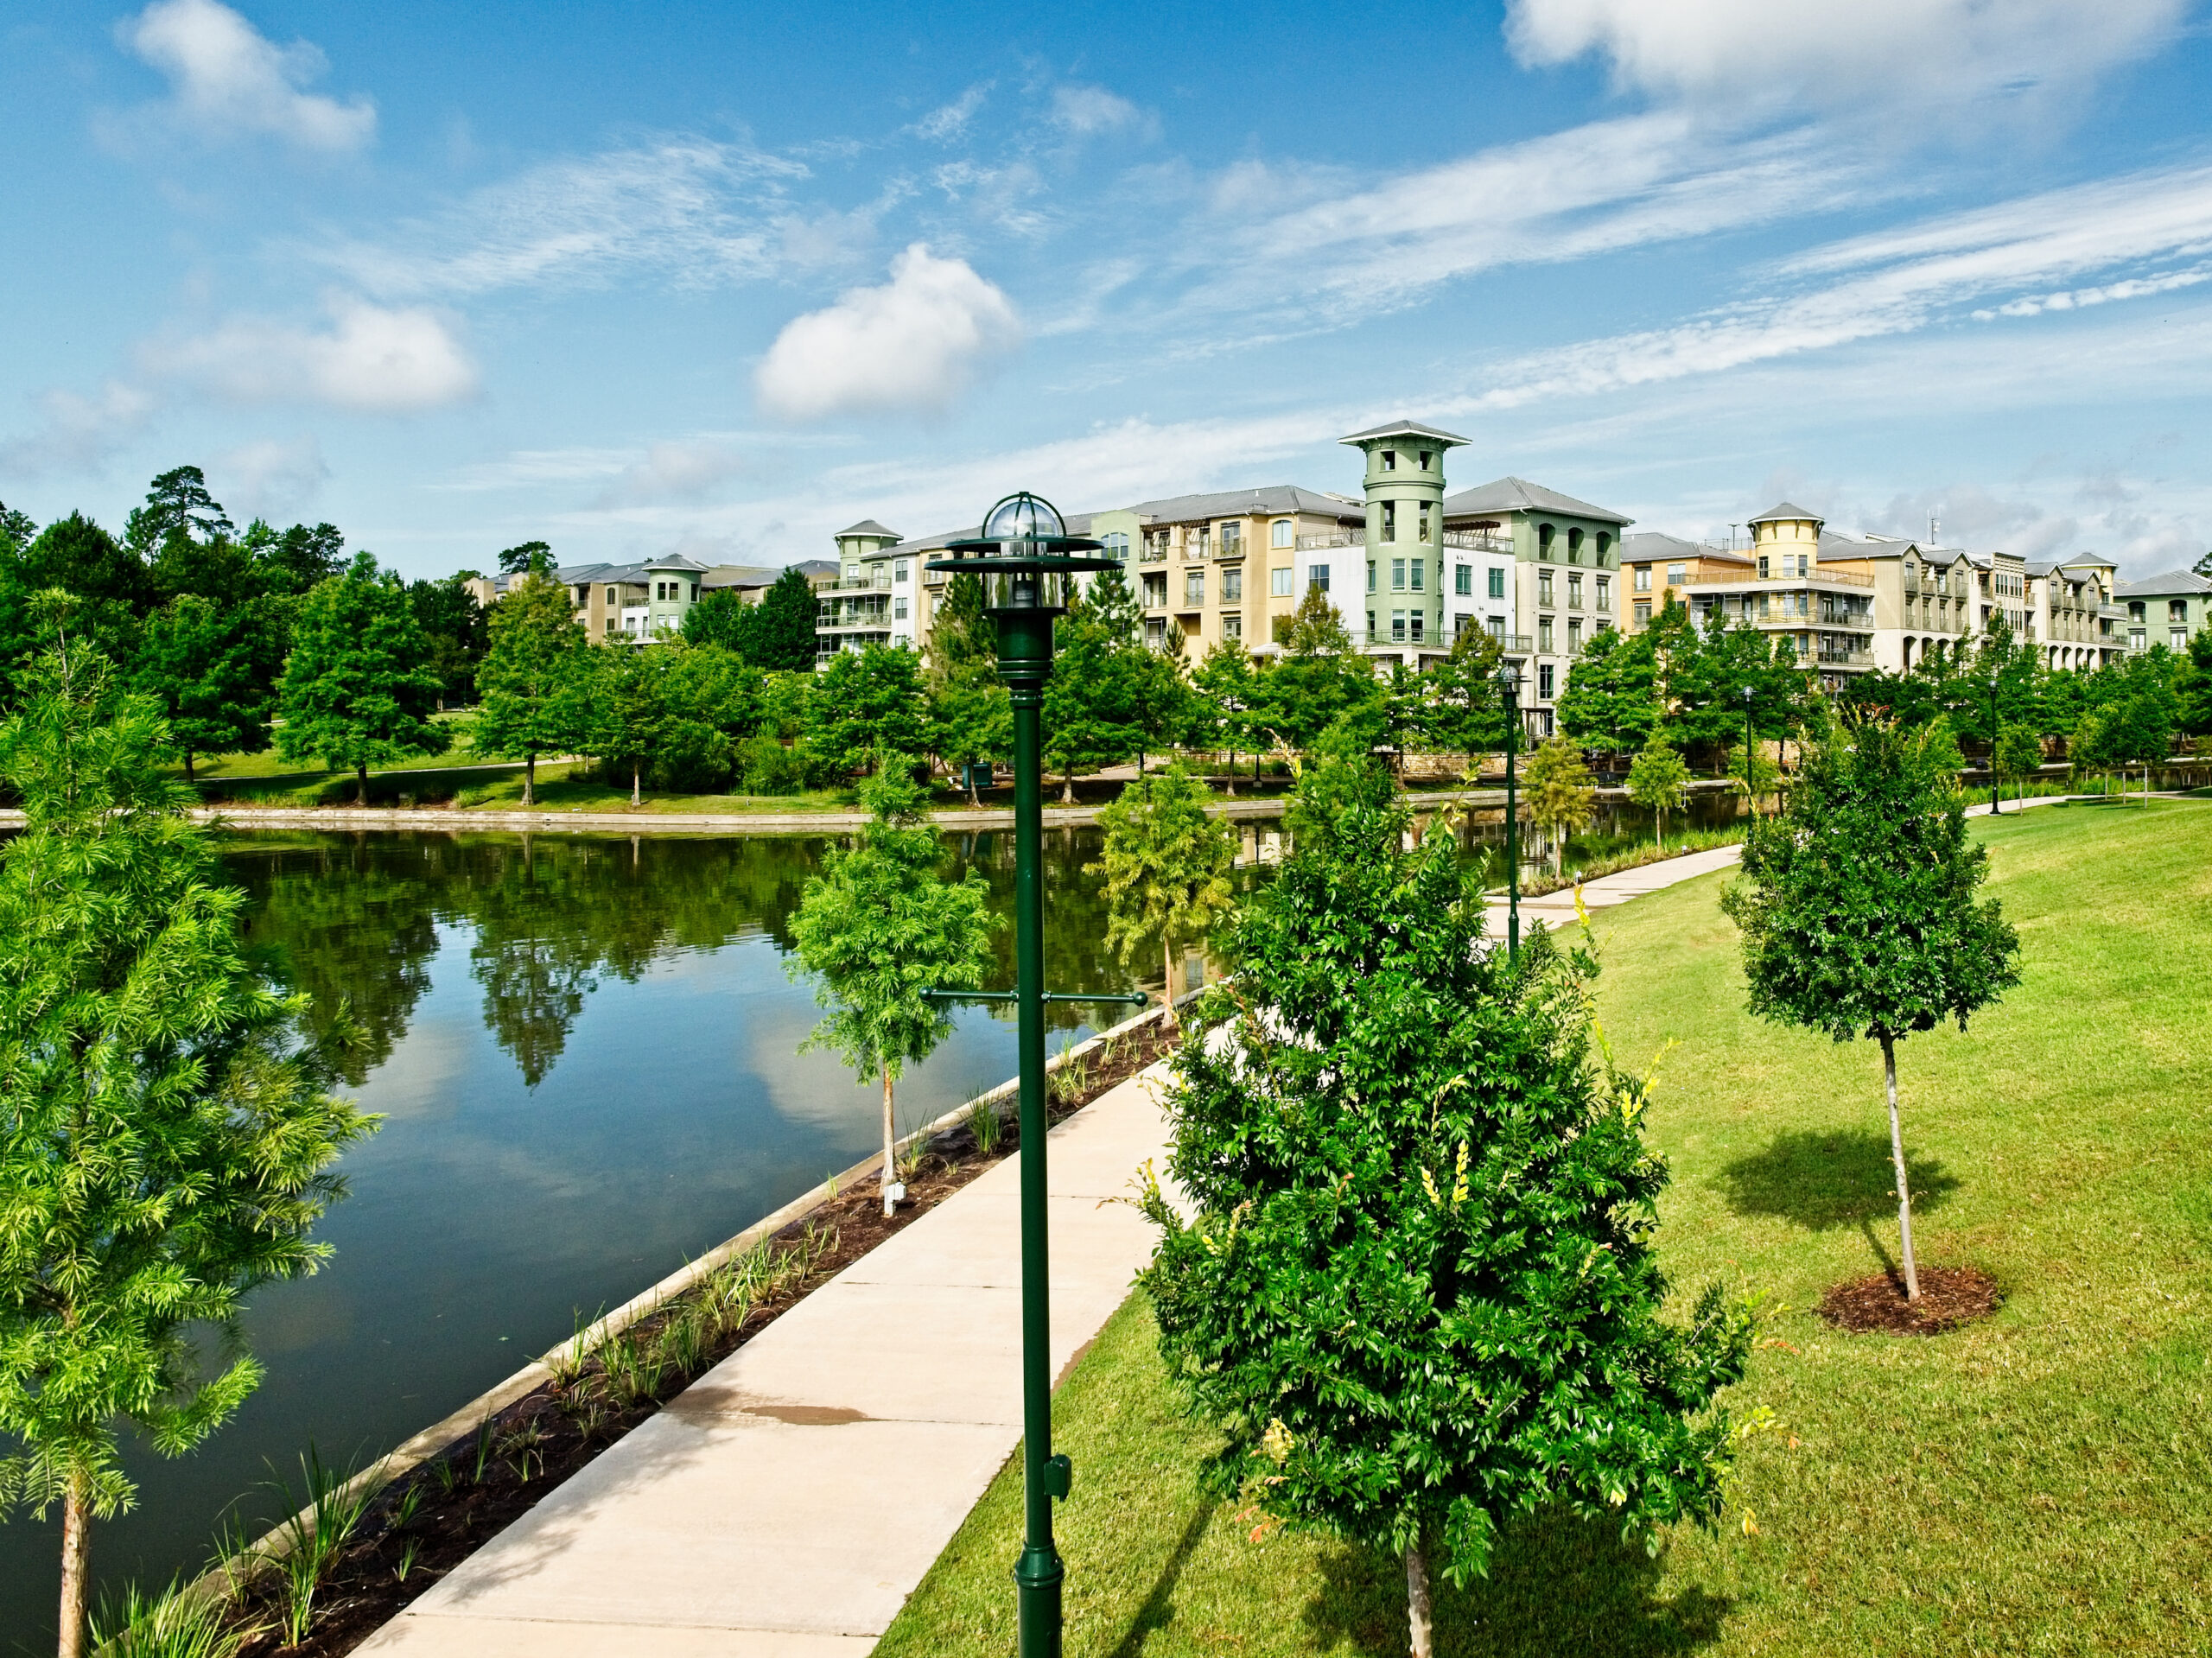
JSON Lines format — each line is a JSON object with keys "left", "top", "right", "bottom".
{"left": 1495, "top": 661, "right": 1522, "bottom": 955}
{"left": 926, "top": 493, "right": 1119, "bottom": 1658}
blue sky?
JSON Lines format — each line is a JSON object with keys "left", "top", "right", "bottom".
{"left": 3, "top": 0, "right": 2211, "bottom": 580}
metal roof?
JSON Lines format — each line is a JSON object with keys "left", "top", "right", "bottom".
{"left": 2116, "top": 569, "right": 2212, "bottom": 596}
{"left": 1747, "top": 501, "right": 1823, "bottom": 525}
{"left": 836, "top": 519, "right": 902, "bottom": 540}
{"left": 1440, "top": 476, "right": 1633, "bottom": 526}
{"left": 1620, "top": 530, "right": 1748, "bottom": 566}
{"left": 1338, "top": 418, "right": 1471, "bottom": 446}
{"left": 1122, "top": 484, "right": 1363, "bottom": 525}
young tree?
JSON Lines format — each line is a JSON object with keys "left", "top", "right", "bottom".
{"left": 809, "top": 644, "right": 935, "bottom": 776}
{"left": 928, "top": 575, "right": 1007, "bottom": 804}
{"left": 1726, "top": 738, "right": 1783, "bottom": 816}
{"left": 0, "top": 626, "right": 372, "bottom": 1658}
{"left": 275, "top": 554, "right": 448, "bottom": 803}
{"left": 583, "top": 645, "right": 671, "bottom": 805}
{"left": 1521, "top": 734, "right": 1596, "bottom": 875}
{"left": 749, "top": 567, "right": 823, "bottom": 672}
{"left": 1043, "top": 588, "right": 1140, "bottom": 802}
{"left": 1191, "top": 638, "right": 1258, "bottom": 792}
{"left": 1993, "top": 721, "right": 2044, "bottom": 806}
{"left": 1255, "top": 588, "right": 1377, "bottom": 758}
{"left": 787, "top": 760, "right": 998, "bottom": 1213}
{"left": 133, "top": 594, "right": 267, "bottom": 778}
{"left": 1137, "top": 765, "right": 1751, "bottom": 1658}
{"left": 1625, "top": 727, "right": 1692, "bottom": 851}
{"left": 1416, "top": 626, "right": 1506, "bottom": 758}
{"left": 1089, "top": 761, "right": 1236, "bottom": 1030}
{"left": 473, "top": 574, "right": 594, "bottom": 806}
{"left": 1721, "top": 716, "right": 2020, "bottom": 1302}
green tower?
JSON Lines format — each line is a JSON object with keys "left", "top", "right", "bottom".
{"left": 1339, "top": 419, "right": 1468, "bottom": 656}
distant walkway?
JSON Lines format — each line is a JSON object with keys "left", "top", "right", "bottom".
{"left": 357, "top": 1070, "right": 1175, "bottom": 1656}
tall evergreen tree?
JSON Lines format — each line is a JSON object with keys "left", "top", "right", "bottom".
{"left": 132, "top": 594, "right": 267, "bottom": 778}
{"left": 750, "top": 568, "right": 823, "bottom": 672}
{"left": 1043, "top": 588, "right": 1141, "bottom": 802}
{"left": 0, "top": 623, "right": 372, "bottom": 1658}
{"left": 1722, "top": 715, "right": 2021, "bottom": 1302}
{"left": 275, "top": 554, "right": 448, "bottom": 802}
{"left": 1090, "top": 760, "right": 1236, "bottom": 1029}
{"left": 1255, "top": 588, "right": 1378, "bottom": 758}
{"left": 1138, "top": 763, "right": 1752, "bottom": 1657}
{"left": 497, "top": 541, "right": 553, "bottom": 576}
{"left": 927, "top": 574, "right": 1008, "bottom": 804}
{"left": 473, "top": 575, "right": 594, "bottom": 806}
{"left": 809, "top": 644, "right": 934, "bottom": 776}
{"left": 1556, "top": 626, "right": 1659, "bottom": 755}
{"left": 682, "top": 588, "right": 757, "bottom": 657}
{"left": 1416, "top": 626, "right": 1507, "bottom": 756}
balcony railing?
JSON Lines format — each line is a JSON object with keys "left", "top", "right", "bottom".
{"left": 1440, "top": 530, "right": 1512, "bottom": 553}
{"left": 1296, "top": 531, "right": 1363, "bottom": 552}
{"left": 1687, "top": 569, "right": 1875, "bottom": 589}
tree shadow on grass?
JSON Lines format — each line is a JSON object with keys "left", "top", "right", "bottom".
{"left": 1302, "top": 1508, "right": 1729, "bottom": 1656}
{"left": 1106, "top": 1500, "right": 1217, "bottom": 1658}
{"left": 1714, "top": 1129, "right": 1961, "bottom": 1278}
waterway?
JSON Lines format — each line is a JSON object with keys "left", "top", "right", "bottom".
{"left": 0, "top": 827, "right": 1162, "bottom": 1653}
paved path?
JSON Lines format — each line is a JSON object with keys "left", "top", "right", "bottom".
{"left": 357, "top": 1072, "right": 1173, "bottom": 1657}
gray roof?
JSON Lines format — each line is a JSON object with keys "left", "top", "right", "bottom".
{"left": 836, "top": 519, "right": 901, "bottom": 540}
{"left": 1123, "top": 484, "right": 1362, "bottom": 525}
{"left": 1820, "top": 532, "right": 1910, "bottom": 563}
{"left": 2057, "top": 549, "right": 2116, "bottom": 571}
{"left": 1338, "top": 418, "right": 1471, "bottom": 446}
{"left": 1620, "top": 530, "right": 1749, "bottom": 566}
{"left": 1441, "top": 476, "right": 1633, "bottom": 527}
{"left": 1747, "top": 501, "right": 1823, "bottom": 525}
{"left": 2116, "top": 569, "right": 2212, "bottom": 597}
{"left": 879, "top": 513, "right": 1101, "bottom": 559}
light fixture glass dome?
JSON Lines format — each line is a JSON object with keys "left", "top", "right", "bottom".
{"left": 983, "top": 492, "right": 1067, "bottom": 543}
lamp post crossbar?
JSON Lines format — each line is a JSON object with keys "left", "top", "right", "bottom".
{"left": 923, "top": 989, "right": 1152, "bottom": 1007}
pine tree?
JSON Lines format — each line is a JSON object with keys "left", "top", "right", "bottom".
{"left": 1090, "top": 761, "right": 1236, "bottom": 1028}
{"left": 473, "top": 574, "right": 594, "bottom": 806}
{"left": 750, "top": 568, "right": 823, "bottom": 672}
{"left": 1138, "top": 764, "right": 1752, "bottom": 1657}
{"left": 1721, "top": 715, "right": 2021, "bottom": 1301}
{"left": 787, "top": 761, "right": 998, "bottom": 1213}
{"left": 0, "top": 621, "right": 372, "bottom": 1658}
{"left": 1625, "top": 728, "right": 1691, "bottom": 850}
{"left": 275, "top": 554, "right": 448, "bottom": 803}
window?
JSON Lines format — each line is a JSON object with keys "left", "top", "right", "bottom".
{"left": 1455, "top": 613, "right": 1473, "bottom": 638}
{"left": 1220, "top": 522, "right": 1243, "bottom": 554}
{"left": 690, "top": 582, "right": 700, "bottom": 602}
{"left": 1221, "top": 567, "right": 1243, "bottom": 601}
{"left": 1102, "top": 531, "right": 1129, "bottom": 558}
{"left": 1381, "top": 449, "right": 1396, "bottom": 472}
{"left": 1567, "top": 573, "right": 1583, "bottom": 608}
{"left": 1538, "top": 617, "right": 1554, "bottom": 652}
{"left": 1567, "top": 617, "right": 1582, "bottom": 651}
{"left": 1190, "top": 527, "right": 1210, "bottom": 558}
{"left": 846, "top": 563, "right": 861, "bottom": 583}
{"left": 1489, "top": 566, "right": 1506, "bottom": 600}
{"left": 1634, "top": 565, "right": 1651, "bottom": 592}
{"left": 1185, "top": 570, "right": 1205, "bottom": 606}
{"left": 1596, "top": 575, "right": 1611, "bottom": 611}
{"left": 1757, "top": 556, "right": 1770, "bottom": 579}
{"left": 894, "top": 597, "right": 908, "bottom": 619}
{"left": 1538, "top": 570, "right": 1554, "bottom": 607}
{"left": 1667, "top": 562, "right": 1687, "bottom": 588}
{"left": 1391, "top": 558, "right": 1406, "bottom": 591}
{"left": 1487, "top": 615, "right": 1504, "bottom": 639}
{"left": 1223, "top": 613, "right": 1242, "bottom": 640}
{"left": 1271, "top": 519, "right": 1292, "bottom": 548}
{"left": 1409, "top": 613, "right": 1423, "bottom": 644}
{"left": 604, "top": 618, "right": 616, "bottom": 638}
{"left": 1271, "top": 566, "right": 1294, "bottom": 596}
{"left": 1418, "top": 451, "right": 1431, "bottom": 471}
{"left": 1392, "top": 609, "right": 1407, "bottom": 642}
{"left": 1382, "top": 501, "right": 1397, "bottom": 542}
{"left": 1367, "top": 561, "right": 1376, "bottom": 592}
{"left": 1538, "top": 524, "right": 1555, "bottom": 555}
{"left": 2176, "top": 628, "right": 2190, "bottom": 650}
{"left": 605, "top": 586, "right": 616, "bottom": 604}
{"left": 2172, "top": 600, "right": 2190, "bottom": 622}
{"left": 1596, "top": 530, "right": 1611, "bottom": 563}
{"left": 1538, "top": 664, "right": 1554, "bottom": 699}
{"left": 1368, "top": 610, "right": 1376, "bottom": 638}
{"left": 1634, "top": 600, "right": 1651, "bottom": 626}
{"left": 1418, "top": 504, "right": 1432, "bottom": 543}
{"left": 1455, "top": 563, "right": 1472, "bottom": 595}
{"left": 2129, "top": 600, "right": 2146, "bottom": 622}
{"left": 653, "top": 581, "right": 664, "bottom": 600}
{"left": 1145, "top": 618, "right": 1166, "bottom": 647}
{"left": 1567, "top": 527, "right": 1584, "bottom": 563}
{"left": 1312, "top": 563, "right": 1332, "bottom": 593}
{"left": 895, "top": 560, "right": 909, "bottom": 583}
{"left": 1409, "top": 559, "right": 1424, "bottom": 593}
{"left": 1142, "top": 573, "right": 1166, "bottom": 607}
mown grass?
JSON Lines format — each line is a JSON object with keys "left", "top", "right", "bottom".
{"left": 878, "top": 797, "right": 2212, "bottom": 1657}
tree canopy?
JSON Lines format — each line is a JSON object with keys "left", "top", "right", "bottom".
{"left": 275, "top": 554, "right": 449, "bottom": 802}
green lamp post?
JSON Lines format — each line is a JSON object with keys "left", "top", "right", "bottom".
{"left": 927, "top": 493, "right": 1130, "bottom": 1658}
{"left": 1738, "top": 684, "right": 1758, "bottom": 818}
{"left": 1986, "top": 667, "right": 2003, "bottom": 815}
{"left": 1495, "top": 660, "right": 1522, "bottom": 954}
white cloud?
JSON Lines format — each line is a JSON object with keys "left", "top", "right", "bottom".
{"left": 594, "top": 440, "right": 760, "bottom": 506}
{"left": 912, "top": 86, "right": 989, "bottom": 142}
{"left": 1052, "top": 86, "right": 1147, "bottom": 138}
{"left": 309, "top": 140, "right": 810, "bottom": 298}
{"left": 0, "top": 380, "right": 156, "bottom": 476}
{"left": 144, "top": 295, "right": 478, "bottom": 412}
{"left": 754, "top": 244, "right": 1022, "bottom": 421}
{"left": 214, "top": 434, "right": 328, "bottom": 517}
{"left": 1505, "top": 0, "right": 2184, "bottom": 108}
{"left": 123, "top": 0, "right": 375, "bottom": 153}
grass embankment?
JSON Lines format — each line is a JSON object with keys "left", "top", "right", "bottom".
{"left": 879, "top": 797, "right": 2212, "bottom": 1657}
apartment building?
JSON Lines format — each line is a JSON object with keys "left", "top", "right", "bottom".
{"left": 814, "top": 520, "right": 909, "bottom": 657}
{"left": 2113, "top": 570, "right": 2212, "bottom": 654}
{"left": 466, "top": 552, "right": 715, "bottom": 642}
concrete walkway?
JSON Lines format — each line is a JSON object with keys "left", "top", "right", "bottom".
{"left": 357, "top": 1071, "right": 1173, "bottom": 1656}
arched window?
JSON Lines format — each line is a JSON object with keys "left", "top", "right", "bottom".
{"left": 1596, "top": 530, "right": 1611, "bottom": 564}
{"left": 1270, "top": 519, "right": 1291, "bottom": 548}
{"left": 1537, "top": 523, "right": 1555, "bottom": 554}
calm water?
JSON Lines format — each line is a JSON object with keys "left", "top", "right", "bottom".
{"left": 0, "top": 827, "right": 1157, "bottom": 1652}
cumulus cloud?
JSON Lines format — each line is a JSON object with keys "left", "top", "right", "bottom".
{"left": 0, "top": 380, "right": 156, "bottom": 477}
{"left": 144, "top": 295, "right": 478, "bottom": 412}
{"left": 214, "top": 434, "right": 329, "bottom": 517}
{"left": 122, "top": 0, "right": 375, "bottom": 153}
{"left": 754, "top": 245, "right": 1021, "bottom": 421}
{"left": 1505, "top": 0, "right": 2184, "bottom": 109}
{"left": 1052, "top": 86, "right": 1147, "bottom": 138}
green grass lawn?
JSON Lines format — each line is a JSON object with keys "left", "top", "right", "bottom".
{"left": 878, "top": 797, "right": 2212, "bottom": 1657}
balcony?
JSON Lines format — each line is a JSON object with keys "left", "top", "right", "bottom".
{"left": 1296, "top": 531, "right": 1363, "bottom": 552}
{"left": 1441, "top": 530, "right": 1512, "bottom": 553}
{"left": 1214, "top": 537, "right": 1247, "bottom": 562}
{"left": 1687, "top": 568, "right": 1874, "bottom": 589}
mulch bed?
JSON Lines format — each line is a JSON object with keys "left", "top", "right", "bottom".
{"left": 219, "top": 1016, "right": 1182, "bottom": 1656}
{"left": 1816, "top": 1266, "right": 2001, "bottom": 1336}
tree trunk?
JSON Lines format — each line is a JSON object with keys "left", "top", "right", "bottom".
{"left": 524, "top": 753, "right": 537, "bottom": 808}
{"left": 881, "top": 1066, "right": 899, "bottom": 1217}
{"left": 356, "top": 761, "right": 370, "bottom": 806}
{"left": 183, "top": 749, "right": 196, "bottom": 783}
{"left": 967, "top": 772, "right": 981, "bottom": 808}
{"left": 1882, "top": 1033, "right": 1921, "bottom": 1303}
{"left": 59, "top": 1473, "right": 90, "bottom": 1658}
{"left": 1403, "top": 1539, "right": 1433, "bottom": 1658}
{"left": 1061, "top": 769, "right": 1075, "bottom": 805}
{"left": 1162, "top": 936, "right": 1178, "bottom": 1032}
{"left": 631, "top": 763, "right": 641, "bottom": 808}
{"left": 1656, "top": 806, "right": 1666, "bottom": 853}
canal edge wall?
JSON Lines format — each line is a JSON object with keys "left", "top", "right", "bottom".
{"left": 190, "top": 988, "right": 1195, "bottom": 1596}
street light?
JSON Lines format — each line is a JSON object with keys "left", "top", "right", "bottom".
{"left": 1738, "top": 685, "right": 1757, "bottom": 818}
{"left": 1986, "top": 667, "right": 2003, "bottom": 815}
{"left": 1496, "top": 660, "right": 1521, "bottom": 954}
{"left": 926, "top": 493, "right": 1127, "bottom": 1658}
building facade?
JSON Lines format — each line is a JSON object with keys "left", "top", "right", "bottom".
{"left": 2113, "top": 570, "right": 2212, "bottom": 654}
